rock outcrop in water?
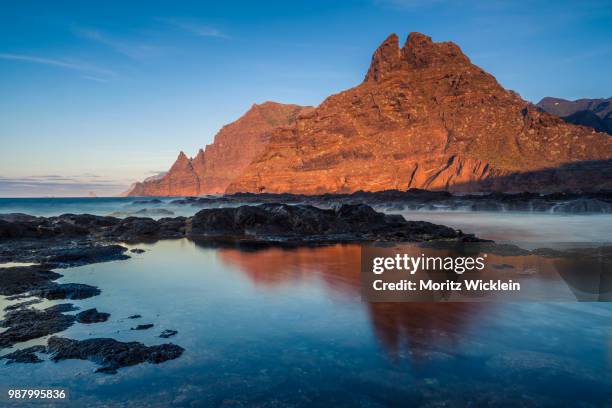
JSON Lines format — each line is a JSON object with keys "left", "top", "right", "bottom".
{"left": 46, "top": 336, "right": 185, "bottom": 374}
{"left": 127, "top": 102, "right": 309, "bottom": 196}
{"left": 0, "top": 204, "right": 475, "bottom": 244}
{"left": 227, "top": 33, "right": 612, "bottom": 194}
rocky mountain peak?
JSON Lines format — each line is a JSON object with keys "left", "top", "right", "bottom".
{"left": 365, "top": 32, "right": 472, "bottom": 83}
{"left": 402, "top": 32, "right": 470, "bottom": 68}
{"left": 364, "top": 33, "right": 401, "bottom": 82}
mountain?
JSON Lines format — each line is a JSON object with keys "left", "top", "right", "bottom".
{"left": 537, "top": 97, "right": 612, "bottom": 134}
{"left": 127, "top": 102, "right": 309, "bottom": 196}
{"left": 226, "top": 33, "right": 612, "bottom": 194}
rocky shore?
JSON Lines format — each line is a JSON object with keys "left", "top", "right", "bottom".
{"left": 164, "top": 189, "right": 612, "bottom": 214}
{"left": 0, "top": 203, "right": 479, "bottom": 374}
{"left": 2, "top": 202, "right": 609, "bottom": 374}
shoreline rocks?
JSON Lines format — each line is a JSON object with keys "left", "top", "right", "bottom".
{"left": 168, "top": 189, "right": 612, "bottom": 214}
{"left": 76, "top": 308, "right": 110, "bottom": 324}
{"left": 1, "top": 203, "right": 478, "bottom": 245}
{"left": 47, "top": 337, "right": 185, "bottom": 374}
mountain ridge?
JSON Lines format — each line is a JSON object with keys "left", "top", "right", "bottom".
{"left": 226, "top": 32, "right": 612, "bottom": 194}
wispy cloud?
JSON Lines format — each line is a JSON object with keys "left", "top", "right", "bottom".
{"left": 74, "top": 27, "right": 168, "bottom": 59}
{"left": 159, "top": 18, "right": 229, "bottom": 39}
{"left": 0, "top": 52, "right": 116, "bottom": 79}
{"left": 0, "top": 175, "right": 130, "bottom": 197}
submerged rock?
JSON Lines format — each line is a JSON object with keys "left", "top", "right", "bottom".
{"left": 47, "top": 336, "right": 184, "bottom": 374}
{"left": 30, "top": 283, "right": 100, "bottom": 300}
{"left": 159, "top": 330, "right": 178, "bottom": 339}
{"left": 128, "top": 314, "right": 142, "bottom": 319}
{"left": 131, "top": 324, "right": 154, "bottom": 331}
{"left": 1, "top": 345, "right": 47, "bottom": 364}
{"left": 76, "top": 308, "right": 110, "bottom": 324}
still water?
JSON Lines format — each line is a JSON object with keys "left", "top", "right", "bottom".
{"left": 0, "top": 201, "right": 611, "bottom": 406}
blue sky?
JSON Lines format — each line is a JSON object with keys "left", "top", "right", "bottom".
{"left": 1, "top": 0, "right": 611, "bottom": 196}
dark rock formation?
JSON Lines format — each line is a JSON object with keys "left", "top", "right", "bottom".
{"left": 160, "top": 330, "right": 178, "bottom": 339}
{"left": 76, "top": 308, "right": 110, "bottom": 324}
{"left": 131, "top": 324, "right": 154, "bottom": 331}
{"left": 1, "top": 345, "right": 47, "bottom": 364}
{"left": 30, "top": 283, "right": 100, "bottom": 300}
{"left": 1, "top": 203, "right": 475, "bottom": 245}
{"left": 47, "top": 336, "right": 184, "bottom": 374}
{"left": 167, "top": 189, "right": 612, "bottom": 214}
{"left": 0, "top": 266, "right": 62, "bottom": 296}
{"left": 187, "top": 203, "right": 467, "bottom": 242}
{"left": 0, "top": 304, "right": 76, "bottom": 348}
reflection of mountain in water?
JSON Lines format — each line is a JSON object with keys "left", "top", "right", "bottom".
{"left": 212, "top": 243, "right": 490, "bottom": 360}
{"left": 366, "top": 302, "right": 485, "bottom": 360}
{"left": 215, "top": 244, "right": 361, "bottom": 296}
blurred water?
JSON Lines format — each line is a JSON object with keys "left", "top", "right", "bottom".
{"left": 0, "top": 200, "right": 611, "bottom": 406}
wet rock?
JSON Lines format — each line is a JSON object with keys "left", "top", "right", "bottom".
{"left": 134, "top": 208, "right": 174, "bottom": 216}
{"left": 164, "top": 190, "right": 612, "bottom": 214}
{"left": 159, "top": 330, "right": 178, "bottom": 339}
{"left": 0, "top": 304, "right": 76, "bottom": 349}
{"left": 0, "top": 266, "right": 62, "bottom": 296}
{"left": 47, "top": 336, "right": 184, "bottom": 374}
{"left": 130, "top": 248, "right": 146, "bottom": 253}
{"left": 131, "top": 324, "right": 154, "bottom": 331}
{"left": 76, "top": 308, "right": 110, "bottom": 324}
{"left": 108, "top": 217, "right": 161, "bottom": 241}
{"left": 31, "top": 283, "right": 101, "bottom": 300}
{"left": 46, "top": 304, "right": 80, "bottom": 313}
{"left": 42, "top": 244, "right": 129, "bottom": 267}
{"left": 4, "top": 298, "right": 43, "bottom": 311}
{"left": 158, "top": 216, "right": 187, "bottom": 238}
{"left": 131, "top": 199, "right": 162, "bottom": 205}
{"left": 187, "top": 203, "right": 466, "bottom": 242}
{"left": 1, "top": 345, "right": 47, "bottom": 364}
{"left": 128, "top": 314, "right": 142, "bottom": 319}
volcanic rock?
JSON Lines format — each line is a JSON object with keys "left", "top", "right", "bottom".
{"left": 131, "top": 324, "right": 154, "bottom": 331}
{"left": 76, "top": 308, "right": 110, "bottom": 324}
{"left": 227, "top": 33, "right": 612, "bottom": 194}
{"left": 1, "top": 345, "right": 47, "bottom": 364}
{"left": 127, "top": 102, "right": 310, "bottom": 196}
{"left": 0, "top": 266, "right": 62, "bottom": 296}
{"left": 46, "top": 336, "right": 184, "bottom": 374}
{"left": 160, "top": 330, "right": 178, "bottom": 339}
{"left": 0, "top": 304, "right": 76, "bottom": 349}
{"left": 187, "top": 203, "right": 466, "bottom": 242}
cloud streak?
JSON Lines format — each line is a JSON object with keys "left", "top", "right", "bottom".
{"left": 75, "top": 27, "right": 168, "bottom": 59}
{"left": 0, "top": 53, "right": 115, "bottom": 79}
{"left": 159, "top": 18, "right": 229, "bottom": 39}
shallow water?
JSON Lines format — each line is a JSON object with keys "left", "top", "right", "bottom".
{"left": 0, "top": 201, "right": 611, "bottom": 406}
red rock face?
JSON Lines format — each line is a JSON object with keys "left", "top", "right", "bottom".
{"left": 226, "top": 33, "right": 612, "bottom": 194}
{"left": 127, "top": 102, "right": 308, "bottom": 196}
